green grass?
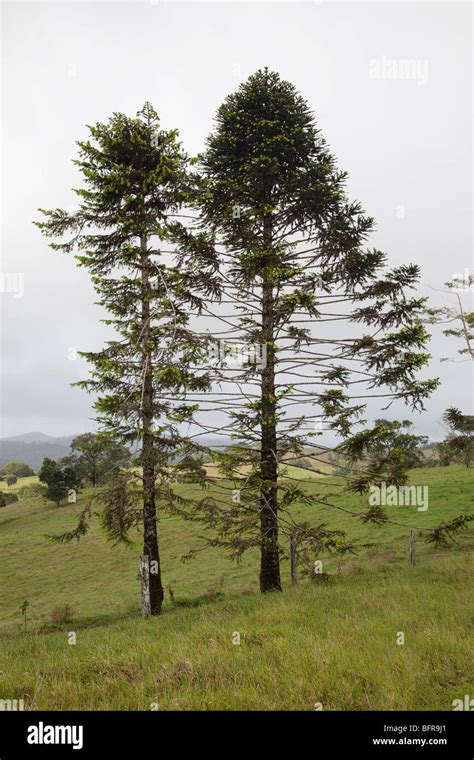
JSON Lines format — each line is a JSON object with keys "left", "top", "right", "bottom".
{"left": 0, "top": 465, "right": 472, "bottom": 710}
{"left": 1, "top": 474, "right": 38, "bottom": 493}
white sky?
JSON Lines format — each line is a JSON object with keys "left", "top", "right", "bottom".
{"left": 1, "top": 0, "right": 472, "bottom": 440}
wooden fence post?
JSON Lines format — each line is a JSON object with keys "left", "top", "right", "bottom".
{"left": 290, "top": 529, "right": 298, "bottom": 585}
{"left": 409, "top": 529, "right": 416, "bottom": 566}
{"left": 140, "top": 555, "right": 151, "bottom": 617}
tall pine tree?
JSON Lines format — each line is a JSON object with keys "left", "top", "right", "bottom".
{"left": 36, "top": 103, "right": 215, "bottom": 614}
{"left": 178, "top": 69, "right": 439, "bottom": 591}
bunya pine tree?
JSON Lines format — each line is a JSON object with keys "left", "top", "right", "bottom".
{"left": 36, "top": 104, "right": 217, "bottom": 614}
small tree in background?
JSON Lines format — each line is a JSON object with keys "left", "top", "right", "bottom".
{"left": 70, "top": 433, "right": 131, "bottom": 487}
{"left": 1, "top": 462, "right": 35, "bottom": 478}
{"left": 6, "top": 475, "right": 18, "bottom": 487}
{"left": 38, "top": 457, "right": 81, "bottom": 506}
{"left": 44, "top": 472, "right": 69, "bottom": 507}
{"left": 363, "top": 419, "right": 429, "bottom": 469}
{"left": 439, "top": 408, "right": 474, "bottom": 468}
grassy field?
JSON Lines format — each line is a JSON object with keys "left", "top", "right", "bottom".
{"left": 2, "top": 475, "right": 38, "bottom": 493}
{"left": 0, "top": 465, "right": 472, "bottom": 710}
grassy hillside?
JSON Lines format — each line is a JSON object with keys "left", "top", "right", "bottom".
{"left": 0, "top": 465, "right": 472, "bottom": 710}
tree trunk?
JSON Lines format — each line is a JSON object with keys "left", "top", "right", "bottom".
{"left": 259, "top": 216, "right": 282, "bottom": 593}
{"left": 140, "top": 555, "right": 151, "bottom": 617}
{"left": 140, "top": 236, "right": 164, "bottom": 615}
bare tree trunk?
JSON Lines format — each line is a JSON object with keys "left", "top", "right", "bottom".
{"left": 140, "top": 555, "right": 151, "bottom": 617}
{"left": 141, "top": 236, "right": 164, "bottom": 615}
{"left": 259, "top": 215, "right": 282, "bottom": 593}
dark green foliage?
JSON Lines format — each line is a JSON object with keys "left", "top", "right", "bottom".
{"left": 1, "top": 461, "right": 35, "bottom": 478}
{"left": 439, "top": 407, "right": 474, "bottom": 467}
{"left": 0, "top": 491, "right": 19, "bottom": 506}
{"left": 38, "top": 457, "right": 82, "bottom": 506}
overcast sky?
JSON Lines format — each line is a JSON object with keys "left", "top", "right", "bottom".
{"left": 1, "top": 0, "right": 472, "bottom": 440}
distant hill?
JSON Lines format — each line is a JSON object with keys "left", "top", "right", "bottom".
{"left": 0, "top": 433, "right": 79, "bottom": 471}
{"left": 2, "top": 431, "right": 76, "bottom": 444}
{"left": 0, "top": 432, "right": 233, "bottom": 472}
